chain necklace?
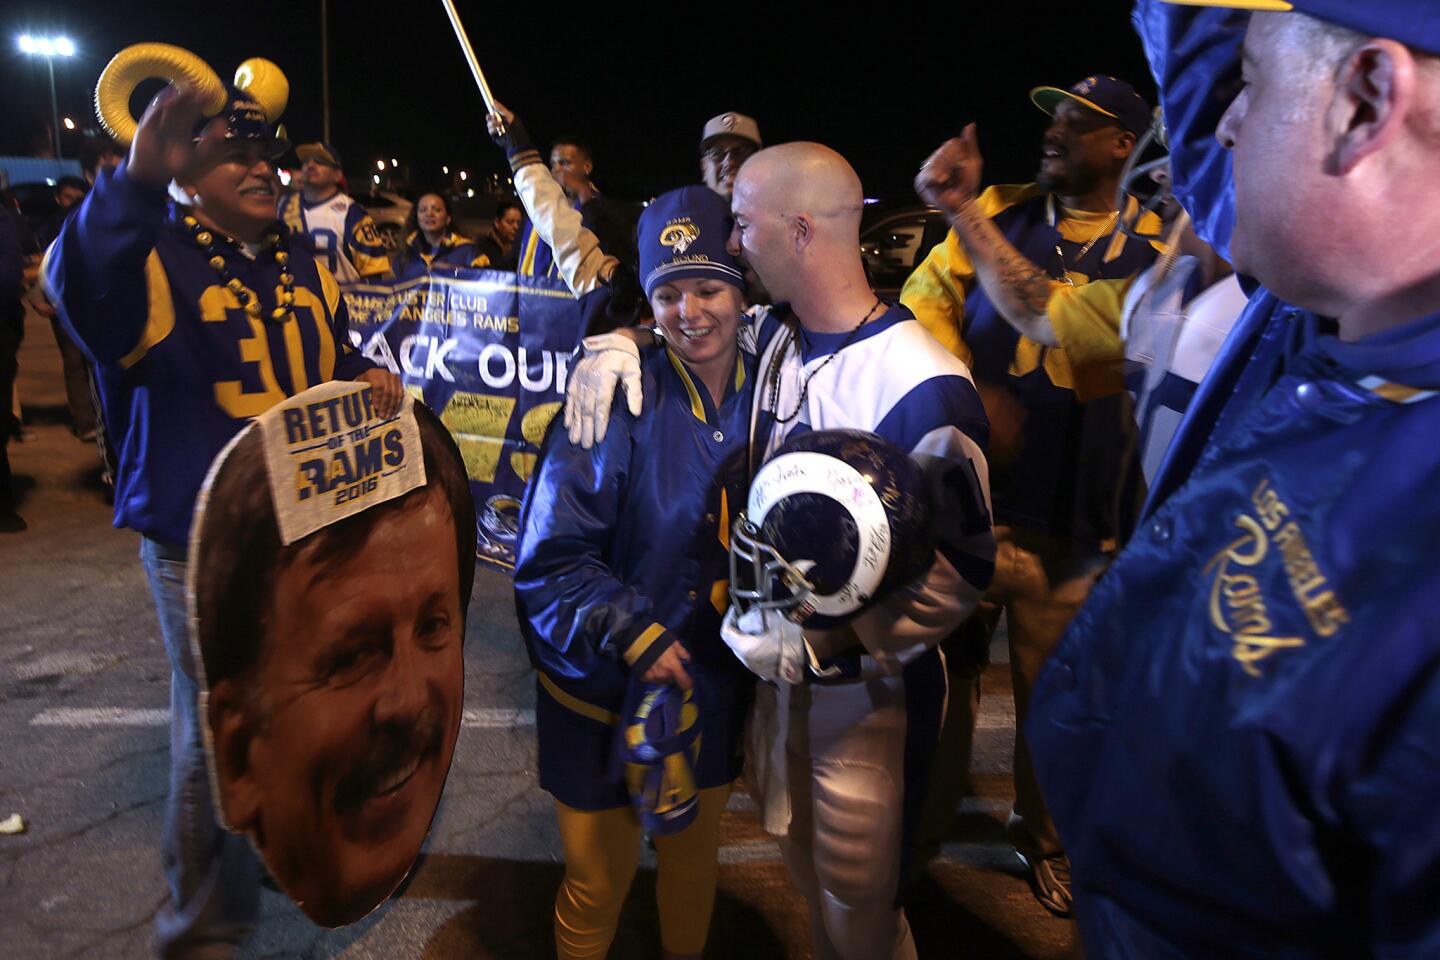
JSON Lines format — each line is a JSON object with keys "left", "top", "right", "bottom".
{"left": 183, "top": 215, "right": 297, "bottom": 322}
{"left": 1052, "top": 206, "right": 1119, "bottom": 287}
{"left": 1045, "top": 193, "right": 1123, "bottom": 286}
{"left": 767, "top": 298, "right": 885, "bottom": 424}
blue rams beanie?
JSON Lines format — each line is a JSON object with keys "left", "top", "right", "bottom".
{"left": 638, "top": 186, "right": 744, "bottom": 297}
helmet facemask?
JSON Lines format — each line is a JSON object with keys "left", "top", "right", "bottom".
{"left": 728, "top": 512, "right": 817, "bottom": 624}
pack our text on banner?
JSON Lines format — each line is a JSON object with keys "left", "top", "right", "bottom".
{"left": 342, "top": 268, "right": 588, "bottom": 570}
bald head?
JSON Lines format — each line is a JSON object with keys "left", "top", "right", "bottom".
{"left": 729, "top": 143, "right": 870, "bottom": 308}
{"left": 736, "top": 142, "right": 865, "bottom": 229}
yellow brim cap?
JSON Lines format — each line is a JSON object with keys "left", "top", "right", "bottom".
{"left": 1158, "top": 0, "right": 1294, "bottom": 9}
{"left": 1030, "top": 86, "right": 1120, "bottom": 121}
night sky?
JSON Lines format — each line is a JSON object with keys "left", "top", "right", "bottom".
{"left": 0, "top": 1, "right": 1153, "bottom": 199}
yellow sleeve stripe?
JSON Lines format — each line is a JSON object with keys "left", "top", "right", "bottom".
{"left": 666, "top": 348, "right": 706, "bottom": 422}
{"left": 354, "top": 252, "right": 391, "bottom": 276}
{"left": 319, "top": 262, "right": 342, "bottom": 316}
{"left": 537, "top": 672, "right": 618, "bottom": 726}
{"left": 519, "top": 229, "right": 540, "bottom": 276}
{"left": 120, "top": 250, "right": 175, "bottom": 370}
{"left": 622, "top": 622, "right": 669, "bottom": 667}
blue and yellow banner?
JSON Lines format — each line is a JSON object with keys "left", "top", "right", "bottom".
{"left": 342, "top": 268, "right": 588, "bottom": 571}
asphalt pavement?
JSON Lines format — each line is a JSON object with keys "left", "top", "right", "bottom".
{"left": 0, "top": 303, "right": 1074, "bottom": 959}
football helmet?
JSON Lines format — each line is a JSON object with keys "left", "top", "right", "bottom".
{"left": 729, "top": 430, "right": 935, "bottom": 628}
{"left": 621, "top": 683, "right": 701, "bottom": 836}
{"left": 1117, "top": 106, "right": 1173, "bottom": 242}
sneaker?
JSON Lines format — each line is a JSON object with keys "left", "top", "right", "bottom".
{"left": 1007, "top": 813, "right": 1072, "bottom": 917}
{"left": 0, "top": 512, "right": 25, "bottom": 533}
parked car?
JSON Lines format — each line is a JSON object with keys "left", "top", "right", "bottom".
{"left": 348, "top": 190, "right": 413, "bottom": 250}
{"left": 859, "top": 200, "right": 948, "bottom": 301}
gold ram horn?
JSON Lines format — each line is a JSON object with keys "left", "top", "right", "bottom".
{"left": 233, "top": 58, "right": 289, "bottom": 123}
{"left": 94, "top": 43, "right": 227, "bottom": 147}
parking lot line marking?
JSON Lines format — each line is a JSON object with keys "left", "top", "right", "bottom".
{"left": 31, "top": 707, "right": 1007, "bottom": 733}
{"left": 32, "top": 707, "right": 537, "bottom": 729}
{"left": 461, "top": 708, "right": 535, "bottom": 728}
{"left": 31, "top": 708, "right": 169, "bottom": 728}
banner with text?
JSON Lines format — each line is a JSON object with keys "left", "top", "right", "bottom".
{"left": 342, "top": 268, "right": 587, "bottom": 571}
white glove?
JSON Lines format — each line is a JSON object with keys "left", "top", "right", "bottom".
{"left": 564, "top": 332, "right": 644, "bottom": 449}
{"left": 721, "top": 607, "right": 808, "bottom": 684}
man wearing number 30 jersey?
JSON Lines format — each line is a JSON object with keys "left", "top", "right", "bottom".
{"left": 44, "top": 54, "right": 395, "bottom": 956}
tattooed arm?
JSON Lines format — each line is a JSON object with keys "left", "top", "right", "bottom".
{"left": 915, "top": 125, "right": 1061, "bottom": 347}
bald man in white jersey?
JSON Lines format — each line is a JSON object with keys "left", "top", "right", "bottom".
{"left": 564, "top": 144, "right": 995, "bottom": 958}
{"left": 722, "top": 144, "right": 996, "bottom": 960}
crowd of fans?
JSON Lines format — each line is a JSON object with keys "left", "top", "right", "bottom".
{"left": 7, "top": 1, "right": 1439, "bottom": 958}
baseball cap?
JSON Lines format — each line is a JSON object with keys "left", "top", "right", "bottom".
{"left": 1160, "top": 0, "right": 1440, "bottom": 56}
{"left": 296, "top": 142, "right": 342, "bottom": 168}
{"left": 699, "top": 112, "right": 762, "bottom": 152}
{"left": 196, "top": 85, "right": 290, "bottom": 158}
{"left": 1030, "top": 76, "right": 1152, "bottom": 137}
{"left": 637, "top": 186, "right": 745, "bottom": 297}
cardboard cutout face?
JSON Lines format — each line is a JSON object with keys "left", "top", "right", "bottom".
{"left": 188, "top": 383, "right": 474, "bottom": 927}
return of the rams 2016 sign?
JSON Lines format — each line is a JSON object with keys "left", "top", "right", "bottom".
{"left": 342, "top": 268, "right": 588, "bottom": 569}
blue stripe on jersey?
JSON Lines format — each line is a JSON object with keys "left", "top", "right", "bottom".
{"left": 873, "top": 373, "right": 990, "bottom": 455}
{"left": 797, "top": 308, "right": 909, "bottom": 363}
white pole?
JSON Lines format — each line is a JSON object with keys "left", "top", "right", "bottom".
{"left": 438, "top": 0, "right": 505, "bottom": 134}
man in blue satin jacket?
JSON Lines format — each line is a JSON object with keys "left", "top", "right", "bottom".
{"left": 1027, "top": 2, "right": 1440, "bottom": 957}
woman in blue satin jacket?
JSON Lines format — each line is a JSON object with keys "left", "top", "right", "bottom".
{"left": 512, "top": 175, "right": 754, "bottom": 960}
{"left": 391, "top": 192, "right": 487, "bottom": 280}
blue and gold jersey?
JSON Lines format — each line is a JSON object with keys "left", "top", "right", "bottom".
{"left": 514, "top": 340, "right": 754, "bottom": 810}
{"left": 46, "top": 165, "right": 373, "bottom": 545}
{"left": 902, "top": 185, "right": 1163, "bottom": 547}
{"left": 278, "top": 191, "right": 390, "bottom": 282}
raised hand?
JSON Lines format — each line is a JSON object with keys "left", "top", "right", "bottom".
{"left": 914, "top": 123, "right": 984, "bottom": 217}
{"left": 485, "top": 99, "right": 531, "bottom": 153}
{"left": 126, "top": 84, "right": 208, "bottom": 188}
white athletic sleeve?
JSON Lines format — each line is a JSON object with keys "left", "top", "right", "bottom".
{"left": 511, "top": 161, "right": 616, "bottom": 297}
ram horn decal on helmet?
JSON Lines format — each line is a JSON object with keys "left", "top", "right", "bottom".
{"left": 94, "top": 43, "right": 227, "bottom": 147}
{"left": 233, "top": 58, "right": 289, "bottom": 123}
{"left": 729, "top": 430, "right": 936, "bottom": 629}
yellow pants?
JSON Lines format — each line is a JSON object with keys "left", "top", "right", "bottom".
{"left": 553, "top": 783, "right": 732, "bottom": 960}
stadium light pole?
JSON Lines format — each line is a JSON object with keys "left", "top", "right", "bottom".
{"left": 18, "top": 34, "right": 76, "bottom": 160}
{"left": 320, "top": 0, "right": 331, "bottom": 143}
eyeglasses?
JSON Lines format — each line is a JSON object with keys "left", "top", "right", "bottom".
{"left": 703, "top": 144, "right": 756, "bottom": 166}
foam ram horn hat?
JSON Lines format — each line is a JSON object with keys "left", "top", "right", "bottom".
{"left": 95, "top": 43, "right": 290, "bottom": 148}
